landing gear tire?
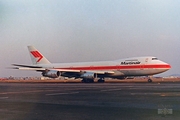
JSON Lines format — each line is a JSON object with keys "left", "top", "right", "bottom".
{"left": 81, "top": 79, "right": 94, "bottom": 83}
{"left": 89, "top": 79, "right": 94, "bottom": 83}
{"left": 148, "top": 79, "right": 152, "bottom": 83}
{"left": 81, "top": 79, "right": 85, "bottom": 83}
{"left": 97, "top": 78, "right": 105, "bottom": 83}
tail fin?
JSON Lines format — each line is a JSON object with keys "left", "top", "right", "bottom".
{"left": 27, "top": 46, "right": 51, "bottom": 65}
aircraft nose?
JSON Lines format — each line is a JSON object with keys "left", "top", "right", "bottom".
{"left": 166, "top": 64, "right": 171, "bottom": 69}
{"left": 159, "top": 60, "right": 171, "bottom": 70}
{"left": 167, "top": 64, "right": 171, "bottom": 69}
{"left": 163, "top": 62, "right": 171, "bottom": 70}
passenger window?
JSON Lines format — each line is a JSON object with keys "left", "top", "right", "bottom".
{"left": 152, "top": 58, "right": 158, "bottom": 60}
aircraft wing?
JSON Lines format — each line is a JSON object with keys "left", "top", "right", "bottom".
{"left": 12, "top": 64, "right": 115, "bottom": 74}
{"left": 83, "top": 70, "right": 115, "bottom": 74}
{"left": 12, "top": 64, "right": 81, "bottom": 72}
{"left": 12, "top": 64, "right": 116, "bottom": 77}
{"left": 50, "top": 69, "right": 115, "bottom": 75}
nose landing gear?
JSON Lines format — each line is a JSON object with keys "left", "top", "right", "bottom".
{"left": 148, "top": 79, "right": 152, "bottom": 83}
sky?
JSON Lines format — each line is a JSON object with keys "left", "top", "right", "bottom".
{"left": 0, "top": 0, "right": 180, "bottom": 77}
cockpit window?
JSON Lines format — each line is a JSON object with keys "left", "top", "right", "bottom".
{"left": 152, "top": 58, "right": 158, "bottom": 60}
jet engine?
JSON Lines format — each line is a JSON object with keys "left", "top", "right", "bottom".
{"left": 42, "top": 70, "right": 60, "bottom": 78}
{"left": 80, "top": 72, "right": 96, "bottom": 79}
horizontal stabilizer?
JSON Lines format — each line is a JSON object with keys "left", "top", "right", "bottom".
{"left": 11, "top": 67, "right": 46, "bottom": 71}
{"left": 12, "top": 64, "right": 43, "bottom": 68}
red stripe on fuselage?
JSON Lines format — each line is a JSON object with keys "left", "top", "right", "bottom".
{"left": 54, "top": 64, "right": 171, "bottom": 70}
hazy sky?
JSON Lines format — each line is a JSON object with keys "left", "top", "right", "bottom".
{"left": 0, "top": 0, "right": 180, "bottom": 77}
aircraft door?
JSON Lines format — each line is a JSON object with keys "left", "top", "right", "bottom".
{"left": 143, "top": 58, "right": 149, "bottom": 69}
{"left": 145, "top": 58, "right": 148, "bottom": 63}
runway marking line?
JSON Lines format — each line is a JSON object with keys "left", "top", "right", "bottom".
{"left": 160, "top": 94, "right": 166, "bottom": 97}
{"left": 160, "top": 93, "right": 180, "bottom": 97}
{"left": 0, "top": 90, "right": 58, "bottom": 95}
{"left": 0, "top": 97, "right": 8, "bottom": 99}
{"left": 46, "top": 92, "right": 79, "bottom": 96}
{"left": 101, "top": 89, "right": 122, "bottom": 92}
{"left": 130, "top": 93, "right": 161, "bottom": 95}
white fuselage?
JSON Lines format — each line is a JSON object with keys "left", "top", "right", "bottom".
{"left": 37, "top": 56, "right": 171, "bottom": 78}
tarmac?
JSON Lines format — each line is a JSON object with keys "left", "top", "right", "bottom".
{"left": 0, "top": 80, "right": 180, "bottom": 120}
{"left": 1, "top": 77, "right": 180, "bottom": 83}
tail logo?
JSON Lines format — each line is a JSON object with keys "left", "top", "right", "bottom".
{"left": 30, "top": 51, "right": 43, "bottom": 63}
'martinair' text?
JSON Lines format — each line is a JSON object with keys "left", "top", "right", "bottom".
{"left": 121, "top": 61, "right": 141, "bottom": 65}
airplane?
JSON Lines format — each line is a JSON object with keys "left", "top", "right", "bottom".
{"left": 12, "top": 46, "right": 171, "bottom": 83}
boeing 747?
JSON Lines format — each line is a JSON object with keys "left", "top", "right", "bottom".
{"left": 12, "top": 46, "right": 171, "bottom": 83}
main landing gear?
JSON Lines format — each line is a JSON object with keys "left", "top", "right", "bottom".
{"left": 81, "top": 78, "right": 94, "bottom": 83}
{"left": 97, "top": 78, "right": 105, "bottom": 83}
{"left": 81, "top": 78, "right": 105, "bottom": 83}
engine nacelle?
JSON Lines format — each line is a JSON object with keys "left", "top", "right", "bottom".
{"left": 42, "top": 70, "right": 60, "bottom": 78}
{"left": 80, "top": 72, "right": 96, "bottom": 79}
